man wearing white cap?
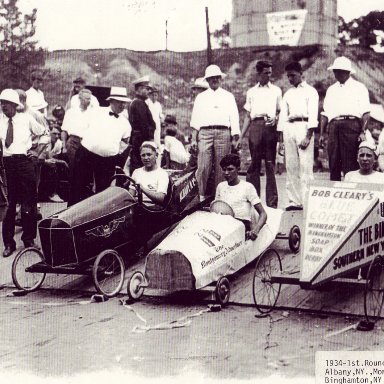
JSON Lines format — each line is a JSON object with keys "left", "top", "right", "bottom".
{"left": 128, "top": 76, "right": 156, "bottom": 174}
{"left": 344, "top": 141, "right": 384, "bottom": 184}
{"left": 0, "top": 89, "right": 46, "bottom": 257}
{"left": 69, "top": 86, "right": 132, "bottom": 205}
{"left": 320, "top": 56, "right": 371, "bottom": 181}
{"left": 190, "top": 64, "right": 240, "bottom": 201}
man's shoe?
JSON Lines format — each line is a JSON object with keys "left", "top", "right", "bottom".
{"left": 285, "top": 205, "right": 303, "bottom": 211}
{"left": 3, "top": 245, "right": 16, "bottom": 258}
{"left": 48, "top": 194, "right": 64, "bottom": 203}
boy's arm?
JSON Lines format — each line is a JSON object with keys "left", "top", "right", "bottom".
{"left": 248, "top": 203, "right": 267, "bottom": 241}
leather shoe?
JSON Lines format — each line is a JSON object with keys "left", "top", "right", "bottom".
{"left": 285, "top": 205, "right": 303, "bottom": 211}
{"left": 3, "top": 245, "right": 16, "bottom": 258}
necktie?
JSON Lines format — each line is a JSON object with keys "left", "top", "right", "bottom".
{"left": 5, "top": 118, "right": 13, "bottom": 148}
{"left": 109, "top": 111, "right": 119, "bottom": 118}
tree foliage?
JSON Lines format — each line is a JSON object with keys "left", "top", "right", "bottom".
{"left": 0, "top": 0, "right": 45, "bottom": 89}
{"left": 338, "top": 11, "right": 384, "bottom": 49}
{"left": 212, "top": 20, "right": 231, "bottom": 48}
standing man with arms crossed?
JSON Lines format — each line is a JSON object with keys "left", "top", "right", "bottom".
{"left": 190, "top": 64, "right": 240, "bottom": 202}
{"left": 0, "top": 89, "right": 46, "bottom": 257}
{"left": 319, "top": 56, "right": 370, "bottom": 181}
{"left": 278, "top": 62, "right": 319, "bottom": 211}
{"left": 239, "top": 60, "right": 282, "bottom": 209}
{"left": 128, "top": 76, "right": 156, "bottom": 175}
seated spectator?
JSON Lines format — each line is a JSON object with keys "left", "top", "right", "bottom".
{"left": 215, "top": 154, "right": 267, "bottom": 241}
{"left": 51, "top": 105, "right": 66, "bottom": 129}
{"left": 345, "top": 141, "right": 384, "bottom": 184}
{"left": 131, "top": 141, "right": 169, "bottom": 206}
{"left": 162, "top": 116, "right": 190, "bottom": 170}
{"left": 38, "top": 127, "right": 69, "bottom": 202}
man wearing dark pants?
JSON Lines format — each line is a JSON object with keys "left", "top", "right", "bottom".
{"left": 128, "top": 76, "right": 156, "bottom": 174}
{"left": 320, "top": 56, "right": 370, "bottom": 181}
{"left": 70, "top": 87, "right": 131, "bottom": 205}
{"left": 0, "top": 89, "right": 45, "bottom": 257}
{"left": 239, "top": 61, "right": 282, "bottom": 208}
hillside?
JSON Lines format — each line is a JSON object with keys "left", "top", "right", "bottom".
{"left": 43, "top": 44, "right": 384, "bottom": 131}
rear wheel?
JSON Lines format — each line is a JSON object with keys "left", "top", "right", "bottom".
{"left": 12, "top": 248, "right": 46, "bottom": 292}
{"left": 364, "top": 256, "right": 384, "bottom": 323}
{"left": 127, "top": 271, "right": 145, "bottom": 301}
{"left": 288, "top": 225, "right": 301, "bottom": 254}
{"left": 253, "top": 248, "right": 282, "bottom": 314}
{"left": 215, "top": 277, "right": 230, "bottom": 306}
{"left": 92, "top": 250, "right": 125, "bottom": 297}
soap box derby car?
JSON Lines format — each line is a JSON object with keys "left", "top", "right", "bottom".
{"left": 127, "top": 200, "right": 301, "bottom": 305}
{"left": 11, "top": 169, "right": 201, "bottom": 297}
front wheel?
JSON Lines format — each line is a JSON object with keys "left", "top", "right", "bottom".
{"left": 288, "top": 225, "right": 301, "bottom": 254}
{"left": 127, "top": 271, "right": 145, "bottom": 301}
{"left": 215, "top": 276, "right": 230, "bottom": 306}
{"left": 253, "top": 248, "right": 282, "bottom": 314}
{"left": 92, "top": 250, "right": 125, "bottom": 297}
{"left": 364, "top": 256, "right": 384, "bottom": 323}
{"left": 12, "top": 247, "right": 46, "bottom": 292}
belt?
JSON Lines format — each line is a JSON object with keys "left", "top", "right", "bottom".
{"left": 201, "top": 125, "right": 229, "bottom": 129}
{"left": 252, "top": 116, "right": 266, "bottom": 121}
{"left": 289, "top": 117, "right": 308, "bottom": 123}
{"left": 332, "top": 115, "right": 359, "bottom": 121}
{"left": 4, "top": 154, "right": 27, "bottom": 159}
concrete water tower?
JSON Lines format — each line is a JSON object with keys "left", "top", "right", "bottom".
{"left": 231, "top": 0, "right": 338, "bottom": 47}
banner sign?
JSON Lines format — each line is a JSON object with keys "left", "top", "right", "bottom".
{"left": 300, "top": 181, "right": 384, "bottom": 285}
{"left": 266, "top": 9, "right": 307, "bottom": 46}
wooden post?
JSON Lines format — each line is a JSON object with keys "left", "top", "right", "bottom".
{"left": 165, "top": 19, "right": 168, "bottom": 51}
{"left": 205, "top": 6, "right": 212, "bottom": 65}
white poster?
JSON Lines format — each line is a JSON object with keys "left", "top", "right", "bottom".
{"left": 266, "top": 9, "right": 307, "bottom": 46}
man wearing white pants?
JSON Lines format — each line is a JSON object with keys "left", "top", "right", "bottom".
{"left": 278, "top": 62, "right": 319, "bottom": 211}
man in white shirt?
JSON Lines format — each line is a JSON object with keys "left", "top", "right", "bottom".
{"left": 190, "top": 64, "right": 240, "bottom": 201}
{"left": 70, "top": 87, "right": 132, "bottom": 205}
{"left": 278, "top": 62, "right": 319, "bottom": 211}
{"left": 320, "top": 56, "right": 371, "bottom": 181}
{"left": 68, "top": 77, "right": 99, "bottom": 110}
{"left": 239, "top": 60, "right": 282, "bottom": 209}
{"left": 26, "top": 71, "right": 48, "bottom": 117}
{"left": 62, "top": 89, "right": 94, "bottom": 168}
{"left": 0, "top": 89, "right": 46, "bottom": 256}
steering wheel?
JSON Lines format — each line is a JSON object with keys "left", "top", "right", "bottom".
{"left": 110, "top": 173, "right": 143, "bottom": 203}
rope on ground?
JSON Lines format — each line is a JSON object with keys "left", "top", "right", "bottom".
{"left": 122, "top": 303, "right": 216, "bottom": 333}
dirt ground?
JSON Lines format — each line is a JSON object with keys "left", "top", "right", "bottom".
{"left": 1, "top": 285, "right": 383, "bottom": 384}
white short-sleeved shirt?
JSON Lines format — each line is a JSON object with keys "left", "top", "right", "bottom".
{"left": 190, "top": 87, "right": 240, "bottom": 136}
{"left": 0, "top": 112, "right": 46, "bottom": 157}
{"left": 344, "top": 170, "right": 384, "bottom": 184}
{"left": 61, "top": 107, "right": 93, "bottom": 138}
{"left": 243, "top": 82, "right": 282, "bottom": 119}
{"left": 215, "top": 179, "right": 261, "bottom": 221}
{"left": 81, "top": 107, "right": 132, "bottom": 157}
{"left": 164, "top": 135, "right": 190, "bottom": 164}
{"left": 131, "top": 167, "right": 169, "bottom": 205}
{"left": 323, "top": 77, "right": 370, "bottom": 122}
